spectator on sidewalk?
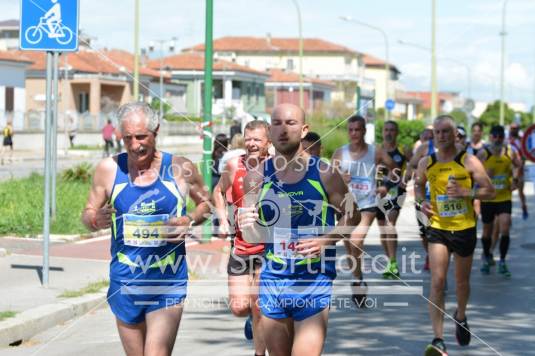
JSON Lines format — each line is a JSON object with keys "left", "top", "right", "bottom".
{"left": 67, "top": 117, "right": 77, "bottom": 148}
{"left": 102, "top": 119, "right": 115, "bottom": 157}
{"left": 114, "top": 126, "right": 123, "bottom": 153}
{"left": 1, "top": 121, "right": 13, "bottom": 165}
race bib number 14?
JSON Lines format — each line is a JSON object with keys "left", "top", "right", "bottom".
{"left": 273, "top": 227, "right": 318, "bottom": 260}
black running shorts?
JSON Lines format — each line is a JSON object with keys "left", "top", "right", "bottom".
{"left": 426, "top": 226, "right": 477, "bottom": 257}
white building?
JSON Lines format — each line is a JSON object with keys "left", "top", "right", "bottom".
{"left": 185, "top": 36, "right": 387, "bottom": 110}
{"left": 0, "top": 52, "right": 31, "bottom": 129}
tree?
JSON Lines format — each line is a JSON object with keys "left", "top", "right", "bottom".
{"left": 479, "top": 101, "right": 515, "bottom": 128}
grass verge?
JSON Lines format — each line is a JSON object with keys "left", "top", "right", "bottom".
{"left": 0, "top": 311, "right": 17, "bottom": 321}
{"left": 0, "top": 172, "right": 91, "bottom": 236}
{"left": 58, "top": 280, "right": 110, "bottom": 298}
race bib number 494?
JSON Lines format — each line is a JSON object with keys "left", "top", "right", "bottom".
{"left": 436, "top": 195, "right": 467, "bottom": 217}
{"left": 273, "top": 227, "right": 318, "bottom": 260}
{"left": 123, "top": 214, "right": 169, "bottom": 247}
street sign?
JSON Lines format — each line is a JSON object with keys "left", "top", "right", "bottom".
{"left": 19, "top": 0, "right": 79, "bottom": 52}
{"left": 385, "top": 99, "right": 395, "bottom": 111}
{"left": 521, "top": 124, "right": 535, "bottom": 162}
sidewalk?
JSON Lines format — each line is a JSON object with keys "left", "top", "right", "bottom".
{"left": 0, "top": 234, "right": 230, "bottom": 346}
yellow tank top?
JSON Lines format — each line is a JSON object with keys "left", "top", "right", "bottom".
{"left": 482, "top": 145, "right": 513, "bottom": 202}
{"left": 426, "top": 150, "right": 475, "bottom": 231}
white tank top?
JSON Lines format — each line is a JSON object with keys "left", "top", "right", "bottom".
{"left": 340, "top": 144, "right": 376, "bottom": 209}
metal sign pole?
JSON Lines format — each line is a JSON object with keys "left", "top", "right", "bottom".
{"left": 51, "top": 52, "right": 59, "bottom": 219}
{"left": 42, "top": 52, "right": 53, "bottom": 287}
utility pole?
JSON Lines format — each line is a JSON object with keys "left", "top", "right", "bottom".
{"left": 292, "top": 0, "right": 304, "bottom": 108}
{"left": 201, "top": 0, "right": 214, "bottom": 242}
{"left": 133, "top": 0, "right": 140, "bottom": 100}
{"left": 430, "top": 0, "right": 438, "bottom": 122}
{"left": 499, "top": 0, "right": 509, "bottom": 126}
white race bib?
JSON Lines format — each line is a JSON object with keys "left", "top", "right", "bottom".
{"left": 491, "top": 174, "right": 507, "bottom": 190}
{"left": 123, "top": 214, "right": 169, "bottom": 247}
{"left": 436, "top": 195, "right": 467, "bottom": 217}
{"left": 273, "top": 227, "right": 318, "bottom": 260}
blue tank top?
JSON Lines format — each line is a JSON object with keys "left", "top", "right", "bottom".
{"left": 109, "top": 152, "right": 187, "bottom": 282}
{"left": 259, "top": 156, "right": 336, "bottom": 278}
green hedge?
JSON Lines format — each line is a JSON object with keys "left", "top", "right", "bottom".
{"left": 308, "top": 117, "right": 427, "bottom": 158}
{"left": 0, "top": 173, "right": 90, "bottom": 236}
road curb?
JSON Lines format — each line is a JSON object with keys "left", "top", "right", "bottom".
{"left": 1, "top": 229, "right": 110, "bottom": 244}
{"left": 0, "top": 290, "right": 107, "bottom": 347}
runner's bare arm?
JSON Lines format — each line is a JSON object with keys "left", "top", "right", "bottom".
{"left": 414, "top": 156, "right": 434, "bottom": 217}
{"left": 237, "top": 161, "right": 267, "bottom": 242}
{"left": 476, "top": 148, "right": 487, "bottom": 163}
{"left": 376, "top": 146, "right": 397, "bottom": 171}
{"left": 297, "top": 163, "right": 358, "bottom": 258}
{"left": 81, "top": 158, "right": 116, "bottom": 231}
{"left": 178, "top": 158, "right": 211, "bottom": 225}
{"left": 405, "top": 142, "right": 428, "bottom": 182}
{"left": 465, "top": 155, "right": 495, "bottom": 201}
{"left": 331, "top": 147, "right": 350, "bottom": 184}
{"left": 511, "top": 149, "right": 523, "bottom": 188}
{"left": 212, "top": 159, "right": 234, "bottom": 237}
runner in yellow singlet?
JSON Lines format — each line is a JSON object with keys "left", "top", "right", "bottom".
{"left": 415, "top": 115, "right": 495, "bottom": 356}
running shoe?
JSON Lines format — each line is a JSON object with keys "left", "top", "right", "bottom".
{"left": 488, "top": 253, "right": 496, "bottom": 266}
{"left": 382, "top": 261, "right": 400, "bottom": 280}
{"left": 480, "top": 261, "right": 490, "bottom": 274}
{"left": 425, "top": 338, "right": 448, "bottom": 356}
{"left": 424, "top": 255, "right": 430, "bottom": 271}
{"left": 244, "top": 315, "right": 253, "bottom": 340}
{"left": 498, "top": 261, "right": 511, "bottom": 278}
{"left": 351, "top": 280, "right": 368, "bottom": 308}
{"left": 454, "top": 310, "right": 471, "bottom": 346}
{"left": 522, "top": 206, "right": 529, "bottom": 220}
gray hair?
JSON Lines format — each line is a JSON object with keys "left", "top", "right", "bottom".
{"left": 116, "top": 102, "right": 159, "bottom": 133}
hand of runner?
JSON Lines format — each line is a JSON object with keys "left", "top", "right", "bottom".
{"left": 446, "top": 180, "right": 470, "bottom": 198}
{"left": 421, "top": 201, "right": 434, "bottom": 218}
{"left": 376, "top": 186, "right": 388, "bottom": 198}
{"left": 164, "top": 216, "right": 192, "bottom": 242}
{"left": 93, "top": 204, "right": 116, "bottom": 230}
{"left": 296, "top": 237, "right": 333, "bottom": 258}
{"left": 216, "top": 217, "right": 231, "bottom": 239}
{"left": 237, "top": 206, "right": 258, "bottom": 229}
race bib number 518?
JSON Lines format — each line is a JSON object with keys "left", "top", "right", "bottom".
{"left": 436, "top": 195, "right": 467, "bottom": 217}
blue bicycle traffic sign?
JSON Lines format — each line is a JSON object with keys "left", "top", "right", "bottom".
{"left": 19, "top": 0, "right": 79, "bottom": 52}
{"left": 385, "top": 98, "right": 395, "bottom": 111}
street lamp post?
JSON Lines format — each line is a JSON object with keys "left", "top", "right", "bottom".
{"left": 340, "top": 16, "right": 390, "bottom": 119}
{"left": 133, "top": 0, "right": 140, "bottom": 101}
{"left": 431, "top": 0, "right": 438, "bottom": 122}
{"left": 291, "top": 0, "right": 304, "bottom": 108}
{"left": 149, "top": 38, "right": 177, "bottom": 120}
{"left": 398, "top": 39, "right": 471, "bottom": 99}
{"left": 500, "top": 0, "right": 509, "bottom": 126}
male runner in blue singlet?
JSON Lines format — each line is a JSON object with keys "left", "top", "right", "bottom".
{"left": 239, "top": 103, "right": 357, "bottom": 356}
{"left": 82, "top": 102, "right": 210, "bottom": 356}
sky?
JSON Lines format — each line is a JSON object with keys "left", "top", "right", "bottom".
{"left": 6, "top": 0, "right": 535, "bottom": 109}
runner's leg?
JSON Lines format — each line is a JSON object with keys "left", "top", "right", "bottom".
{"left": 251, "top": 267, "right": 266, "bottom": 355}
{"left": 228, "top": 274, "right": 252, "bottom": 317}
{"left": 144, "top": 303, "right": 183, "bottom": 356}
{"left": 349, "top": 212, "right": 376, "bottom": 280}
{"left": 428, "top": 242, "right": 450, "bottom": 339}
{"left": 292, "top": 308, "right": 329, "bottom": 356}
{"left": 453, "top": 253, "right": 473, "bottom": 320}
{"left": 116, "top": 318, "right": 146, "bottom": 356}
{"left": 261, "top": 317, "right": 293, "bottom": 356}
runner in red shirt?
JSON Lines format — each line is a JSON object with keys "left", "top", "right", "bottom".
{"left": 213, "top": 120, "right": 271, "bottom": 354}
